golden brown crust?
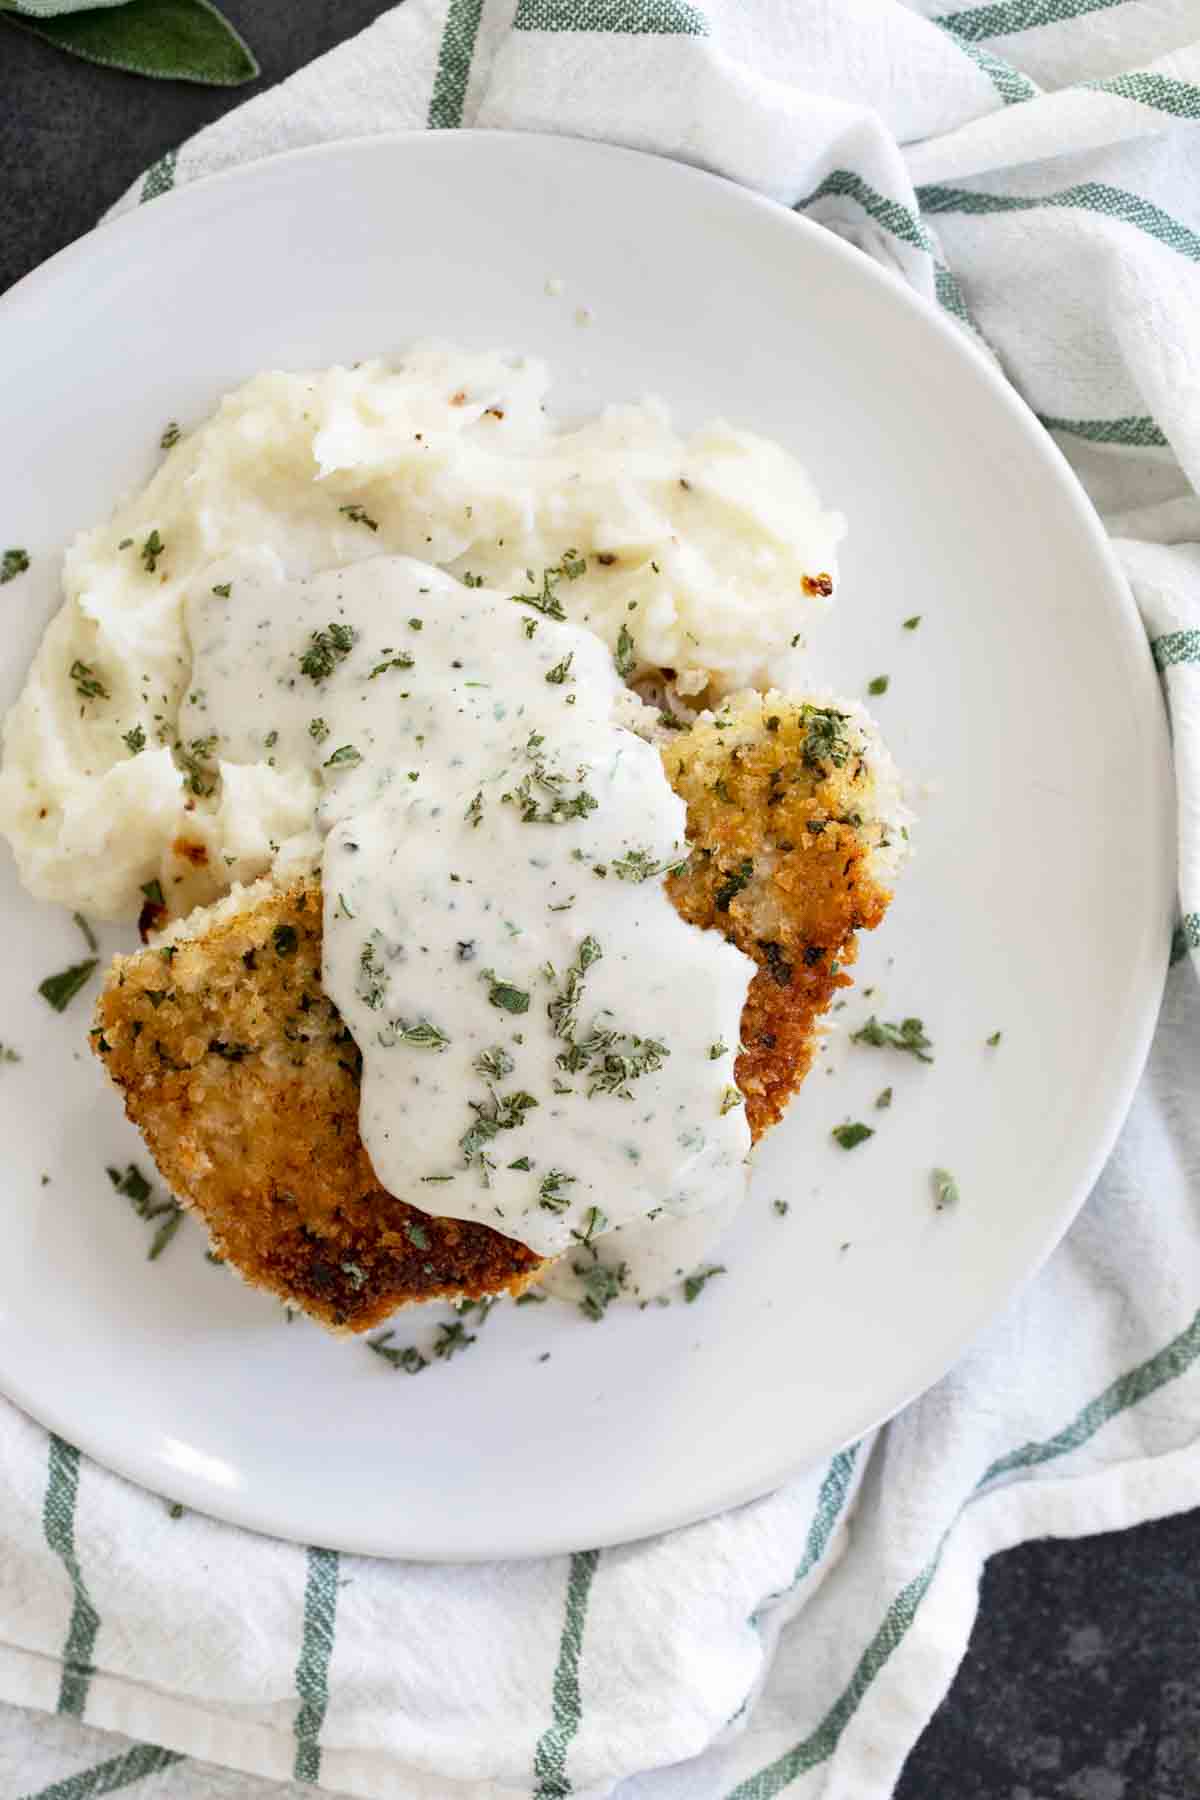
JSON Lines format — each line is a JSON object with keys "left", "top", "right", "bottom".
{"left": 93, "top": 883, "right": 542, "bottom": 1332}
{"left": 662, "top": 693, "right": 892, "bottom": 1138}
{"left": 92, "top": 693, "right": 895, "bottom": 1330}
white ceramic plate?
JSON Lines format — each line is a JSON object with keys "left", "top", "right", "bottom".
{"left": 0, "top": 132, "right": 1172, "bottom": 1559}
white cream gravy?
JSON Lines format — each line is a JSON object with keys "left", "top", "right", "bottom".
{"left": 182, "top": 553, "right": 753, "bottom": 1269}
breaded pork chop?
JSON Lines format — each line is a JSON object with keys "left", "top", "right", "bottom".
{"left": 92, "top": 693, "right": 901, "bottom": 1331}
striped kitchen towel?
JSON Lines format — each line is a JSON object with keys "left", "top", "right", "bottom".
{"left": 4, "top": 3, "right": 1200, "bottom": 1797}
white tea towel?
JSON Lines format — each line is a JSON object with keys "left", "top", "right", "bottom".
{"left": 5, "top": 4, "right": 1200, "bottom": 1798}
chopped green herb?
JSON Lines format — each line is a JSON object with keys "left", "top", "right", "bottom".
{"left": 141, "top": 878, "right": 165, "bottom": 907}
{"left": 714, "top": 858, "right": 754, "bottom": 913}
{"left": 211, "top": 582, "right": 232, "bottom": 598}
{"left": 510, "top": 551, "right": 585, "bottom": 620}
{"left": 484, "top": 973, "right": 531, "bottom": 1015}
{"left": 108, "top": 1161, "right": 181, "bottom": 1258}
{"left": 433, "top": 1319, "right": 476, "bottom": 1361}
{"left": 299, "top": 621, "right": 357, "bottom": 683}
{"left": 762, "top": 942, "right": 793, "bottom": 988}
{"left": 122, "top": 724, "right": 146, "bottom": 755}
{"left": 545, "top": 653, "right": 575, "bottom": 685}
{"left": 611, "top": 847, "right": 687, "bottom": 883}
{"left": 986, "top": 1030, "right": 1002, "bottom": 1048}
{"left": 932, "top": 1168, "right": 959, "bottom": 1210}
{"left": 903, "top": 615, "right": 921, "bottom": 630}
{"left": 719, "top": 1086, "right": 743, "bottom": 1115}
{"left": 538, "top": 1169, "right": 576, "bottom": 1212}
{"left": 358, "top": 935, "right": 387, "bottom": 1008}
{"left": 577, "top": 1205, "right": 608, "bottom": 1245}
{"left": 683, "top": 1264, "right": 726, "bottom": 1303}
{"left": 70, "top": 660, "right": 109, "bottom": 702}
{"left": 160, "top": 422, "right": 181, "bottom": 450}
{"left": 799, "top": 705, "right": 851, "bottom": 771}
{"left": 369, "top": 652, "right": 414, "bottom": 678}
{"left": 460, "top": 1086, "right": 538, "bottom": 1168}
{"left": 38, "top": 959, "right": 97, "bottom": 1013}
{"left": 547, "top": 936, "right": 601, "bottom": 1040}
{"left": 615, "top": 623, "right": 636, "bottom": 678}
{"left": 324, "top": 744, "right": 363, "bottom": 770}
{"left": 409, "top": 617, "right": 423, "bottom": 630}
{"left": 465, "top": 791, "right": 484, "bottom": 829}
{"left": 709, "top": 1040, "right": 728, "bottom": 1060}
{"left": 772, "top": 1198, "right": 789, "bottom": 1217}
{"left": 876, "top": 1086, "right": 893, "bottom": 1109}
{"left": 515, "top": 1290, "right": 547, "bottom": 1306}
{"left": 501, "top": 732, "right": 598, "bottom": 826}
{"left": 308, "top": 718, "right": 330, "bottom": 744}
{"left": 339, "top": 503, "right": 379, "bottom": 531}
{"left": 475, "top": 1045, "right": 515, "bottom": 1080}
{"left": 405, "top": 1220, "right": 430, "bottom": 1251}
{"left": 850, "top": 1016, "right": 934, "bottom": 1063}
{"left": 140, "top": 529, "right": 164, "bottom": 573}
{"left": 832, "top": 1121, "right": 874, "bottom": 1150}
{"left": 576, "top": 1257, "right": 627, "bottom": 1321}
{"left": 462, "top": 571, "right": 484, "bottom": 588}
{"left": 383, "top": 1018, "right": 451, "bottom": 1051}
{"left": 368, "top": 1331, "right": 429, "bottom": 1374}
{"left": 1, "top": 548, "right": 30, "bottom": 584}
{"left": 108, "top": 1162, "right": 152, "bottom": 1208}
{"left": 868, "top": 675, "right": 890, "bottom": 696}
{"left": 148, "top": 1209, "right": 183, "bottom": 1260}
{"left": 73, "top": 912, "right": 98, "bottom": 953}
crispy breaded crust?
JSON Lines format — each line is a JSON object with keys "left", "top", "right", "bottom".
{"left": 93, "top": 882, "right": 543, "bottom": 1332}
{"left": 92, "top": 695, "right": 894, "bottom": 1330}
{"left": 663, "top": 692, "right": 892, "bottom": 1137}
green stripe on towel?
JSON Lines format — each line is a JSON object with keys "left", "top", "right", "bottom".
{"left": 1170, "top": 915, "right": 1200, "bottom": 964}
{"left": 1082, "top": 71, "right": 1200, "bottom": 119}
{"left": 139, "top": 148, "right": 177, "bottom": 203}
{"left": 1039, "top": 414, "right": 1168, "bottom": 447}
{"left": 797, "top": 169, "right": 935, "bottom": 255}
{"left": 1153, "top": 630, "right": 1200, "bottom": 670}
{"left": 918, "top": 181, "right": 1200, "bottom": 265}
{"left": 794, "top": 172, "right": 988, "bottom": 342}
{"left": 43, "top": 1436, "right": 99, "bottom": 1718}
{"left": 20, "top": 1745, "right": 183, "bottom": 1800}
{"left": 532, "top": 1548, "right": 601, "bottom": 1798}
{"left": 725, "top": 1307, "right": 1200, "bottom": 1798}
{"left": 292, "top": 1546, "right": 340, "bottom": 1782}
{"left": 428, "top": 0, "right": 484, "bottom": 129}
{"left": 935, "top": 28, "right": 1039, "bottom": 105}
{"left": 513, "top": 0, "right": 710, "bottom": 31}
{"left": 932, "top": 0, "right": 1129, "bottom": 44}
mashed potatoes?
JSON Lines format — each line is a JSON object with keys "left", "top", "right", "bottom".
{"left": 0, "top": 344, "right": 844, "bottom": 919}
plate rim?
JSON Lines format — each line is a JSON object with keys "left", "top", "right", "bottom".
{"left": 0, "top": 127, "right": 1175, "bottom": 1559}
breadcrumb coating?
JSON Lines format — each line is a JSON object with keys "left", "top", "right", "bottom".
{"left": 92, "top": 692, "right": 900, "bottom": 1330}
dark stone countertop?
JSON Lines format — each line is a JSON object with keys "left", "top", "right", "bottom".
{"left": 3, "top": 10, "right": 1197, "bottom": 1796}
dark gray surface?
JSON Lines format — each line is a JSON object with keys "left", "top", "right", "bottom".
{"left": 4, "top": 10, "right": 1198, "bottom": 1797}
